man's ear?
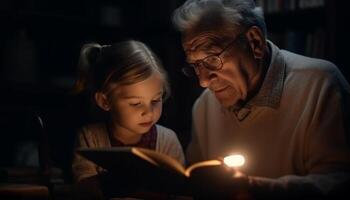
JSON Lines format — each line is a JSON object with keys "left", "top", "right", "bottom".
{"left": 245, "top": 26, "right": 265, "bottom": 59}
{"left": 95, "top": 92, "right": 111, "bottom": 111}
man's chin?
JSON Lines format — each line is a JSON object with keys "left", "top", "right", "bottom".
{"left": 216, "top": 97, "right": 241, "bottom": 108}
{"left": 211, "top": 88, "right": 244, "bottom": 108}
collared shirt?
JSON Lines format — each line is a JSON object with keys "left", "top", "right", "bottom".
{"left": 249, "top": 41, "right": 285, "bottom": 108}
{"left": 232, "top": 40, "right": 286, "bottom": 121}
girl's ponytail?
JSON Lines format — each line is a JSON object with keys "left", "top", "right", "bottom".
{"left": 73, "top": 43, "right": 102, "bottom": 93}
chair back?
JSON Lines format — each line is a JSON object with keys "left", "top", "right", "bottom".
{"left": 0, "top": 107, "right": 51, "bottom": 184}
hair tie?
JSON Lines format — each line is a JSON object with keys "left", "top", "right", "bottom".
{"left": 101, "top": 45, "right": 111, "bottom": 49}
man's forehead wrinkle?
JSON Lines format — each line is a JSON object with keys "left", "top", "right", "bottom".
{"left": 185, "top": 33, "right": 222, "bottom": 53}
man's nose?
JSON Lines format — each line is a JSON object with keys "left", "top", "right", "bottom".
{"left": 197, "top": 67, "right": 215, "bottom": 88}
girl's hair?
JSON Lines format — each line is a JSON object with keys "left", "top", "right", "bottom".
{"left": 74, "top": 40, "right": 170, "bottom": 99}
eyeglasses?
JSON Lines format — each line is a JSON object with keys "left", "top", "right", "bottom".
{"left": 182, "top": 34, "right": 243, "bottom": 77}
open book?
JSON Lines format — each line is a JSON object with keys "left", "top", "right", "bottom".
{"left": 77, "top": 147, "right": 229, "bottom": 196}
{"left": 77, "top": 146, "right": 222, "bottom": 177}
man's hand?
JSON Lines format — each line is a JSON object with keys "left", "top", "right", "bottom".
{"left": 189, "top": 164, "right": 252, "bottom": 199}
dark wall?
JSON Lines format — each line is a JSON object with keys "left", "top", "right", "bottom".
{"left": 0, "top": 0, "right": 202, "bottom": 179}
{"left": 334, "top": 1, "right": 350, "bottom": 80}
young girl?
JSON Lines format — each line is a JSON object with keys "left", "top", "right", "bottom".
{"left": 71, "top": 40, "right": 185, "bottom": 199}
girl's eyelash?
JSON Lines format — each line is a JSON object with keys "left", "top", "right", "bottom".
{"left": 129, "top": 98, "right": 162, "bottom": 106}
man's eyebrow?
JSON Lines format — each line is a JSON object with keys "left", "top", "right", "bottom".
{"left": 187, "top": 38, "right": 222, "bottom": 53}
{"left": 186, "top": 32, "right": 223, "bottom": 48}
{"left": 185, "top": 44, "right": 222, "bottom": 63}
{"left": 187, "top": 40, "right": 215, "bottom": 51}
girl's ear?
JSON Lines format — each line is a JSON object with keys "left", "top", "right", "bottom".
{"left": 95, "top": 92, "right": 111, "bottom": 111}
{"left": 245, "top": 26, "right": 265, "bottom": 59}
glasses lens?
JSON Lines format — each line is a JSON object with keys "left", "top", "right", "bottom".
{"left": 203, "top": 56, "right": 222, "bottom": 70}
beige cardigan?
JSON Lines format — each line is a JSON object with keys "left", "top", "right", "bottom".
{"left": 72, "top": 123, "right": 185, "bottom": 182}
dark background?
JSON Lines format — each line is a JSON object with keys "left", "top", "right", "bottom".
{"left": 0, "top": 0, "right": 349, "bottom": 185}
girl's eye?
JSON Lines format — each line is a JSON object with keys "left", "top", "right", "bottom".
{"left": 129, "top": 102, "right": 141, "bottom": 107}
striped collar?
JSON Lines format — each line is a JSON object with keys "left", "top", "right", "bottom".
{"left": 248, "top": 41, "right": 286, "bottom": 109}
{"left": 229, "top": 41, "right": 286, "bottom": 120}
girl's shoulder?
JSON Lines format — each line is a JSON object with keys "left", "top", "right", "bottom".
{"left": 78, "top": 122, "right": 108, "bottom": 139}
{"left": 156, "top": 124, "right": 182, "bottom": 144}
{"left": 154, "top": 124, "right": 178, "bottom": 140}
{"left": 154, "top": 124, "right": 185, "bottom": 164}
{"left": 80, "top": 122, "right": 105, "bottom": 132}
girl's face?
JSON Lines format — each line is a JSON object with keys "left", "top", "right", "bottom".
{"left": 107, "top": 72, "right": 164, "bottom": 136}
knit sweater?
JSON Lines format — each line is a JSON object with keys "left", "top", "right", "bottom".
{"left": 187, "top": 41, "right": 350, "bottom": 196}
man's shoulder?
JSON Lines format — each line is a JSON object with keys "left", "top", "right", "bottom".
{"left": 281, "top": 50, "right": 350, "bottom": 92}
{"left": 196, "top": 88, "right": 211, "bottom": 99}
{"left": 281, "top": 50, "right": 339, "bottom": 78}
{"left": 192, "top": 89, "right": 223, "bottom": 114}
{"left": 194, "top": 89, "right": 214, "bottom": 106}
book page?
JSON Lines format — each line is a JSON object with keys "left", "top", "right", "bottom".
{"left": 185, "top": 160, "right": 222, "bottom": 177}
{"left": 133, "top": 148, "right": 186, "bottom": 176}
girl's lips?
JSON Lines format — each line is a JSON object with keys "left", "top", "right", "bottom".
{"left": 139, "top": 122, "right": 153, "bottom": 127}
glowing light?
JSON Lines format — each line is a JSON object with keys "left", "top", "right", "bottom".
{"left": 223, "top": 154, "right": 245, "bottom": 167}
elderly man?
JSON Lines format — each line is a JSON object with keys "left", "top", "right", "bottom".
{"left": 172, "top": 0, "right": 350, "bottom": 198}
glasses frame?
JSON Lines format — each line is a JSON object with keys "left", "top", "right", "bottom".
{"left": 182, "top": 33, "right": 244, "bottom": 77}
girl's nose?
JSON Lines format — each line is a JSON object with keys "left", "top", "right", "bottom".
{"left": 141, "top": 105, "right": 153, "bottom": 117}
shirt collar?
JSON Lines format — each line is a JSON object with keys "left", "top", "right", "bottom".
{"left": 248, "top": 41, "right": 286, "bottom": 109}
{"left": 107, "top": 124, "right": 157, "bottom": 149}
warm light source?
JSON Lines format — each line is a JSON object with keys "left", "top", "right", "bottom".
{"left": 223, "top": 154, "right": 245, "bottom": 168}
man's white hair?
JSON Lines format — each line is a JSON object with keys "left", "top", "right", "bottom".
{"left": 172, "top": 0, "right": 266, "bottom": 37}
